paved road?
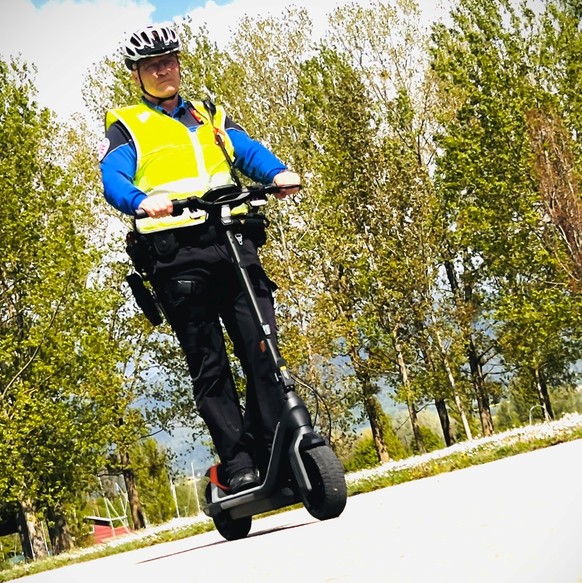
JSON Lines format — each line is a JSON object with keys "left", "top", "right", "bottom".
{"left": 17, "top": 439, "right": 582, "bottom": 583}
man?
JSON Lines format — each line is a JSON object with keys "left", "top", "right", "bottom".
{"left": 99, "top": 23, "right": 301, "bottom": 494}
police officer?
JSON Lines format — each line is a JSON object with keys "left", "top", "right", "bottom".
{"left": 99, "top": 23, "right": 301, "bottom": 494}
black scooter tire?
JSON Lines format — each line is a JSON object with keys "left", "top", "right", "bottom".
{"left": 205, "top": 484, "right": 252, "bottom": 541}
{"left": 299, "top": 445, "right": 347, "bottom": 520}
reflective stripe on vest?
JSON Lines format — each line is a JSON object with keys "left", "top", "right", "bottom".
{"left": 105, "top": 101, "right": 238, "bottom": 234}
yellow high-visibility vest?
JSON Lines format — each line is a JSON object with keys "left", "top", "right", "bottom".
{"left": 106, "top": 101, "right": 237, "bottom": 234}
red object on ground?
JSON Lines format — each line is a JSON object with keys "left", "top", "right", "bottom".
{"left": 92, "top": 524, "right": 132, "bottom": 544}
{"left": 86, "top": 516, "right": 132, "bottom": 544}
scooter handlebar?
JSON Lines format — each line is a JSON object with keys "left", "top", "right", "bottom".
{"left": 133, "top": 183, "right": 300, "bottom": 220}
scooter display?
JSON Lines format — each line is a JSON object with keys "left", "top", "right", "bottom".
{"left": 137, "top": 183, "right": 347, "bottom": 540}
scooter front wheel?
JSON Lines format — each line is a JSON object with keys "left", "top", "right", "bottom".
{"left": 205, "top": 484, "right": 252, "bottom": 541}
{"left": 299, "top": 445, "right": 347, "bottom": 520}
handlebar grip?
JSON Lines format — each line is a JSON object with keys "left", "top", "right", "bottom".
{"left": 133, "top": 203, "right": 187, "bottom": 220}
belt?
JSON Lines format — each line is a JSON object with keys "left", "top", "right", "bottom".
{"left": 173, "top": 224, "right": 219, "bottom": 247}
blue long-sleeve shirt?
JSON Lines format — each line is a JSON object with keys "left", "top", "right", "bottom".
{"left": 99, "top": 96, "right": 287, "bottom": 216}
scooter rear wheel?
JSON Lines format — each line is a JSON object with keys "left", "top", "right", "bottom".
{"left": 205, "top": 484, "right": 252, "bottom": 541}
{"left": 299, "top": 445, "right": 347, "bottom": 520}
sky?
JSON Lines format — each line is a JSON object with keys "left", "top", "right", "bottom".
{"left": 0, "top": 0, "right": 448, "bottom": 121}
{"left": 30, "top": 0, "right": 234, "bottom": 22}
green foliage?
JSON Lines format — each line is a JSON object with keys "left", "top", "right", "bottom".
{"left": 551, "top": 386, "right": 582, "bottom": 417}
{"left": 495, "top": 385, "right": 582, "bottom": 431}
{"left": 342, "top": 434, "right": 382, "bottom": 472}
{"left": 381, "top": 413, "right": 408, "bottom": 460}
{"left": 415, "top": 426, "right": 445, "bottom": 454}
{"left": 343, "top": 412, "right": 408, "bottom": 471}
{"left": 0, "top": 57, "right": 132, "bottom": 526}
{"left": 174, "top": 476, "right": 203, "bottom": 518}
{"left": 131, "top": 439, "right": 175, "bottom": 525}
{"left": 430, "top": 0, "right": 582, "bottom": 432}
{"left": 493, "top": 400, "right": 522, "bottom": 432}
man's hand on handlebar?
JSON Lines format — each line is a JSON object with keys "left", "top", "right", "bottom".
{"left": 134, "top": 175, "right": 301, "bottom": 219}
{"left": 138, "top": 193, "right": 174, "bottom": 218}
{"left": 273, "top": 170, "right": 301, "bottom": 199}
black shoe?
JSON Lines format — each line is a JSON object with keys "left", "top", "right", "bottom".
{"left": 229, "top": 468, "right": 259, "bottom": 494}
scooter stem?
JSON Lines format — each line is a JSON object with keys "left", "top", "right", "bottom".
{"left": 223, "top": 227, "right": 295, "bottom": 391}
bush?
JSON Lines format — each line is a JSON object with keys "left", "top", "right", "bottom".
{"left": 342, "top": 435, "right": 379, "bottom": 472}
{"left": 417, "top": 426, "right": 445, "bottom": 453}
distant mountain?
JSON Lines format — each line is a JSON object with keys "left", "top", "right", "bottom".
{"left": 154, "top": 426, "right": 214, "bottom": 475}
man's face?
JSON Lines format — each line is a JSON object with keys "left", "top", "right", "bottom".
{"left": 133, "top": 53, "right": 180, "bottom": 98}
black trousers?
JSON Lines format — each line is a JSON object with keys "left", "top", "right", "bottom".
{"left": 151, "top": 242, "right": 284, "bottom": 480}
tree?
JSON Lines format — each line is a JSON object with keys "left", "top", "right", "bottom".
{"left": 0, "top": 58, "right": 134, "bottom": 556}
{"left": 529, "top": 0, "right": 582, "bottom": 288}
{"left": 318, "top": 1, "right": 448, "bottom": 453}
{"left": 131, "top": 438, "right": 176, "bottom": 525}
{"left": 430, "top": 0, "right": 582, "bottom": 436}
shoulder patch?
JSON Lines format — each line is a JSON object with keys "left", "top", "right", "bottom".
{"left": 97, "top": 138, "right": 110, "bottom": 161}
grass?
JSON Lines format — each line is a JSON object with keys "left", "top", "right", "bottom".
{"left": 2, "top": 412, "right": 582, "bottom": 581}
{"left": 345, "top": 412, "right": 582, "bottom": 494}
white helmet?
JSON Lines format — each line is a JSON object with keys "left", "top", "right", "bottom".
{"left": 124, "top": 24, "right": 181, "bottom": 70}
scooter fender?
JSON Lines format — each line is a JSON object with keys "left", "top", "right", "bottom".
{"left": 278, "top": 391, "right": 326, "bottom": 493}
{"left": 289, "top": 429, "right": 326, "bottom": 493}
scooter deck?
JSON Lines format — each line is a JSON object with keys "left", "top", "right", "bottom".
{"left": 205, "top": 482, "right": 299, "bottom": 520}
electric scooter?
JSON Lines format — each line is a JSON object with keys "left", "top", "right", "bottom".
{"left": 138, "top": 183, "right": 347, "bottom": 540}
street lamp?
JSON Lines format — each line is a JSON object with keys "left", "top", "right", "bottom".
{"left": 191, "top": 463, "right": 201, "bottom": 515}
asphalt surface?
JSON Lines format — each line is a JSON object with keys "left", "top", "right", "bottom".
{"left": 15, "top": 438, "right": 582, "bottom": 583}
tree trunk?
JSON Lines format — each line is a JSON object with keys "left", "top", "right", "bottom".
{"left": 534, "top": 366, "right": 554, "bottom": 421}
{"left": 18, "top": 498, "right": 48, "bottom": 560}
{"left": 443, "top": 260, "right": 493, "bottom": 435}
{"left": 16, "top": 509, "right": 34, "bottom": 561}
{"left": 434, "top": 398, "right": 455, "bottom": 447}
{"left": 431, "top": 321, "right": 473, "bottom": 440}
{"left": 407, "top": 400, "right": 425, "bottom": 454}
{"left": 363, "top": 390, "right": 391, "bottom": 463}
{"left": 46, "top": 506, "right": 75, "bottom": 555}
{"left": 120, "top": 450, "right": 146, "bottom": 530}
{"left": 351, "top": 353, "right": 392, "bottom": 463}
{"left": 392, "top": 329, "right": 426, "bottom": 454}
{"left": 468, "top": 337, "right": 494, "bottom": 436}
{"left": 417, "top": 328, "right": 457, "bottom": 447}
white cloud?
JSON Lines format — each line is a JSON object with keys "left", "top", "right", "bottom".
{"left": 0, "top": 0, "right": 154, "bottom": 119}
{"left": 0, "top": 0, "right": 447, "bottom": 120}
{"left": 185, "top": 0, "right": 369, "bottom": 48}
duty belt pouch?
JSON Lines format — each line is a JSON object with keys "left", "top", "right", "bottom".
{"left": 126, "top": 230, "right": 154, "bottom": 276}
{"left": 151, "top": 231, "right": 180, "bottom": 263}
{"left": 126, "top": 272, "right": 164, "bottom": 326}
{"left": 238, "top": 213, "right": 269, "bottom": 247}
